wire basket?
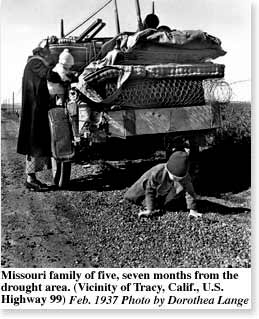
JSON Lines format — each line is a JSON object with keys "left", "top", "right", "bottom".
{"left": 105, "top": 78, "right": 206, "bottom": 107}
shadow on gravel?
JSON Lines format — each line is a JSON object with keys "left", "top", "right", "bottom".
{"left": 68, "top": 142, "right": 250, "bottom": 197}
{"left": 196, "top": 199, "right": 250, "bottom": 215}
{"left": 193, "top": 143, "right": 251, "bottom": 196}
{"left": 68, "top": 160, "right": 163, "bottom": 191}
{"left": 164, "top": 197, "right": 250, "bottom": 216}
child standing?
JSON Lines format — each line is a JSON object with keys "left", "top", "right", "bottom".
{"left": 47, "top": 49, "right": 77, "bottom": 107}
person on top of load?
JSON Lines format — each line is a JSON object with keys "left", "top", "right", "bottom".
{"left": 124, "top": 149, "right": 202, "bottom": 219}
{"left": 142, "top": 13, "right": 160, "bottom": 29}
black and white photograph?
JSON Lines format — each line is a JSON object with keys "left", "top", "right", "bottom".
{"left": 0, "top": 0, "right": 253, "bottom": 311}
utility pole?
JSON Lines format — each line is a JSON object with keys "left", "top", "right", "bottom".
{"left": 12, "top": 92, "right": 15, "bottom": 113}
{"left": 135, "top": 0, "right": 143, "bottom": 31}
{"left": 60, "top": 19, "right": 64, "bottom": 38}
{"left": 113, "top": 0, "right": 120, "bottom": 34}
{"left": 152, "top": 1, "right": 155, "bottom": 14}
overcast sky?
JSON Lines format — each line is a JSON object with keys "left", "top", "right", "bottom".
{"left": 0, "top": 0, "right": 251, "bottom": 103}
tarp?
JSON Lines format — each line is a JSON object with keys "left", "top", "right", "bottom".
{"left": 100, "top": 29, "right": 226, "bottom": 64}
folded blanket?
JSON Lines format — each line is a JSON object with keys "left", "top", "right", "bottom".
{"left": 100, "top": 29, "right": 226, "bottom": 63}
{"left": 146, "top": 29, "right": 222, "bottom": 49}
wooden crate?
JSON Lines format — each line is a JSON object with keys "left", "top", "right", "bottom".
{"left": 106, "top": 104, "right": 221, "bottom": 138}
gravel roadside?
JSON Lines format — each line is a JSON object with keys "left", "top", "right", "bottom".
{"left": 1, "top": 112, "right": 251, "bottom": 268}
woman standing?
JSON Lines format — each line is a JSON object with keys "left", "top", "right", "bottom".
{"left": 17, "top": 45, "right": 52, "bottom": 191}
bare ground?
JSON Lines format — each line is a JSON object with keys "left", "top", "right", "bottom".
{"left": 1, "top": 111, "right": 251, "bottom": 268}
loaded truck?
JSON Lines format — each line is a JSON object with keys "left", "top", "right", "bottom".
{"left": 46, "top": 0, "right": 231, "bottom": 187}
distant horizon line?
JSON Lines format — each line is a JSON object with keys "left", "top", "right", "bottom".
{"left": 1, "top": 100, "right": 252, "bottom": 108}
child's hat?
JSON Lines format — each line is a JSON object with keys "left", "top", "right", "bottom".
{"left": 58, "top": 49, "right": 74, "bottom": 66}
{"left": 166, "top": 150, "right": 189, "bottom": 177}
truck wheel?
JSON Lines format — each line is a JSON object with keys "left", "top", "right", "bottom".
{"left": 51, "top": 158, "right": 71, "bottom": 188}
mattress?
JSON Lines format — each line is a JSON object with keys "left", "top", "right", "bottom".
{"left": 79, "top": 63, "right": 225, "bottom": 87}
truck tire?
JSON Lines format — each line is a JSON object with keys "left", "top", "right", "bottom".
{"left": 51, "top": 158, "right": 71, "bottom": 188}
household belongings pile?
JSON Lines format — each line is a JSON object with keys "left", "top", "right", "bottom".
{"left": 99, "top": 28, "right": 226, "bottom": 65}
{"left": 74, "top": 28, "right": 226, "bottom": 109}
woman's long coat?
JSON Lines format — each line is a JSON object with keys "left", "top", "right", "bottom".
{"left": 17, "top": 56, "right": 51, "bottom": 157}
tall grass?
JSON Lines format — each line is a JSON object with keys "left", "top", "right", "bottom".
{"left": 215, "top": 101, "right": 251, "bottom": 146}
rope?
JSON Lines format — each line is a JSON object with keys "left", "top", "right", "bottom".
{"left": 64, "top": 0, "right": 113, "bottom": 37}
